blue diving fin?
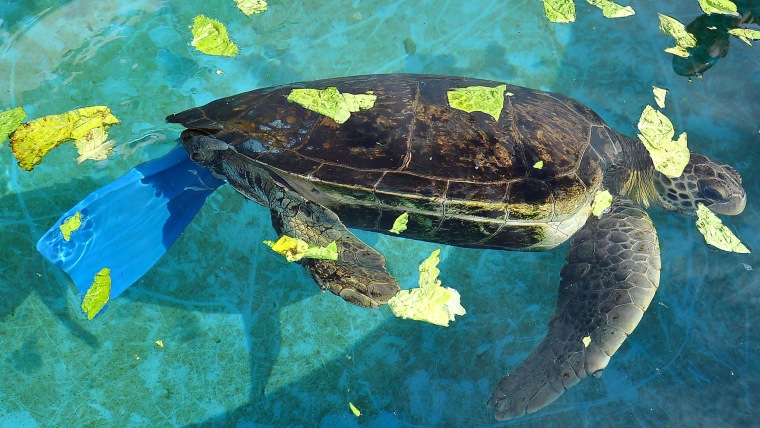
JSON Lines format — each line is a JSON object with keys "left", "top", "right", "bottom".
{"left": 37, "top": 146, "right": 225, "bottom": 302}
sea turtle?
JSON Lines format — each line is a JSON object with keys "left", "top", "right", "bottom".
{"left": 166, "top": 74, "right": 746, "bottom": 420}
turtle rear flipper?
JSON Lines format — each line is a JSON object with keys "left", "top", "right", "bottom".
{"left": 488, "top": 197, "right": 661, "bottom": 420}
{"left": 269, "top": 183, "right": 400, "bottom": 308}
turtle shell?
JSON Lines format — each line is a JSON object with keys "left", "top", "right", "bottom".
{"left": 167, "top": 74, "right": 623, "bottom": 250}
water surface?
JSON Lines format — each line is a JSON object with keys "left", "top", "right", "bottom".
{"left": 1, "top": 1, "right": 758, "bottom": 426}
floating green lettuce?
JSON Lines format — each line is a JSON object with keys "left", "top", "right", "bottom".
{"left": 447, "top": 84, "right": 506, "bottom": 121}
{"left": 191, "top": 15, "right": 238, "bottom": 57}
{"left": 263, "top": 235, "right": 338, "bottom": 262}
{"left": 592, "top": 189, "right": 613, "bottom": 217}
{"left": 235, "top": 0, "right": 267, "bottom": 15}
{"left": 729, "top": 28, "right": 760, "bottom": 46}
{"left": 533, "top": 160, "right": 544, "bottom": 169}
{"left": 542, "top": 0, "right": 576, "bottom": 23}
{"left": 637, "top": 105, "right": 690, "bottom": 178}
{"left": 658, "top": 13, "right": 697, "bottom": 58}
{"left": 287, "top": 87, "right": 377, "bottom": 124}
{"left": 82, "top": 268, "right": 111, "bottom": 320}
{"left": 652, "top": 86, "right": 668, "bottom": 109}
{"left": 74, "top": 127, "right": 115, "bottom": 163}
{"left": 349, "top": 402, "right": 361, "bottom": 417}
{"left": 586, "top": 0, "right": 635, "bottom": 18}
{"left": 9, "top": 106, "right": 120, "bottom": 171}
{"left": 60, "top": 211, "right": 82, "bottom": 241}
{"left": 389, "top": 212, "right": 409, "bottom": 234}
{"left": 387, "top": 249, "right": 466, "bottom": 327}
{"left": 696, "top": 0, "right": 739, "bottom": 16}
{"left": 696, "top": 203, "right": 749, "bottom": 253}
{"left": 0, "top": 107, "right": 26, "bottom": 144}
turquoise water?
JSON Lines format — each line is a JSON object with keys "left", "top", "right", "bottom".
{"left": 1, "top": 1, "right": 759, "bottom": 426}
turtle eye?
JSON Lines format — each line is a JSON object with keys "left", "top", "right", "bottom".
{"left": 192, "top": 152, "right": 205, "bottom": 162}
{"left": 699, "top": 181, "right": 728, "bottom": 202}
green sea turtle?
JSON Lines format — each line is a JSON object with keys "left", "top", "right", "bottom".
{"left": 166, "top": 74, "right": 746, "bottom": 420}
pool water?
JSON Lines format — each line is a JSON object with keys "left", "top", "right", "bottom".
{"left": 1, "top": 1, "right": 758, "bottom": 426}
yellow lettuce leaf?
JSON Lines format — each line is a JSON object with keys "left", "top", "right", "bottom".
{"left": 696, "top": 0, "right": 739, "bottom": 16}
{"left": 9, "top": 106, "right": 119, "bottom": 171}
{"left": 388, "top": 249, "right": 466, "bottom": 327}
{"left": 389, "top": 212, "right": 409, "bottom": 234}
{"left": 74, "top": 127, "right": 115, "bottom": 163}
{"left": 652, "top": 86, "right": 668, "bottom": 108}
{"left": 586, "top": 0, "right": 635, "bottom": 18}
{"left": 728, "top": 28, "right": 760, "bottom": 45}
{"left": 263, "top": 235, "right": 338, "bottom": 262}
{"left": 59, "top": 211, "right": 83, "bottom": 241}
{"left": 287, "top": 87, "right": 376, "bottom": 124}
{"left": 637, "top": 105, "right": 690, "bottom": 178}
{"left": 658, "top": 13, "right": 697, "bottom": 58}
{"left": 236, "top": 0, "right": 267, "bottom": 15}
{"left": 191, "top": 15, "right": 239, "bottom": 57}
{"left": 81, "top": 268, "right": 111, "bottom": 320}
{"left": 696, "top": 203, "right": 750, "bottom": 253}
{"left": 447, "top": 84, "right": 506, "bottom": 121}
{"left": 542, "top": 0, "right": 576, "bottom": 23}
{"left": 592, "top": 190, "right": 613, "bottom": 217}
{"left": 349, "top": 402, "right": 361, "bottom": 417}
{"left": 0, "top": 107, "right": 26, "bottom": 144}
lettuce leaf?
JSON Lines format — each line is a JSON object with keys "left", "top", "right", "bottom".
{"left": 263, "top": 235, "right": 339, "bottom": 262}
{"left": 388, "top": 249, "right": 466, "bottom": 327}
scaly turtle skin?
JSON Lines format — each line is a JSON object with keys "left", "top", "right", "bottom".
{"left": 166, "top": 74, "right": 746, "bottom": 421}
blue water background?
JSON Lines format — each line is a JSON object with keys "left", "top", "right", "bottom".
{"left": 1, "top": 1, "right": 758, "bottom": 426}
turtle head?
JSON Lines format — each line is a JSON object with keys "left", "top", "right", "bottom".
{"left": 182, "top": 131, "right": 235, "bottom": 169}
{"left": 653, "top": 153, "right": 746, "bottom": 216}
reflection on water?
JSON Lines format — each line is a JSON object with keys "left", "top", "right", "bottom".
{"left": 672, "top": 0, "right": 760, "bottom": 76}
{"left": 0, "top": 1, "right": 758, "bottom": 426}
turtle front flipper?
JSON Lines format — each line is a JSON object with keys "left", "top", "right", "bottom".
{"left": 488, "top": 197, "right": 661, "bottom": 420}
{"left": 269, "top": 184, "right": 400, "bottom": 308}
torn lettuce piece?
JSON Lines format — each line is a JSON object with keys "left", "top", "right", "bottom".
{"left": 728, "top": 28, "right": 760, "bottom": 45}
{"left": 542, "top": 0, "right": 576, "bottom": 23}
{"left": 387, "top": 249, "right": 466, "bottom": 327}
{"left": 658, "top": 13, "right": 697, "bottom": 58}
{"left": 697, "top": 0, "right": 739, "bottom": 16}
{"left": 191, "top": 15, "right": 239, "bottom": 57}
{"left": 349, "top": 402, "right": 361, "bottom": 417}
{"left": 9, "top": 106, "right": 120, "bottom": 171}
{"left": 74, "top": 127, "right": 115, "bottom": 163}
{"left": 0, "top": 107, "right": 26, "bottom": 144}
{"left": 586, "top": 0, "right": 635, "bottom": 18}
{"left": 447, "top": 84, "right": 506, "bottom": 121}
{"left": 652, "top": 86, "right": 668, "bottom": 108}
{"left": 637, "top": 105, "right": 690, "bottom": 178}
{"left": 533, "top": 160, "right": 544, "bottom": 169}
{"left": 582, "top": 336, "right": 592, "bottom": 347}
{"left": 592, "top": 189, "right": 613, "bottom": 217}
{"left": 81, "top": 268, "right": 111, "bottom": 320}
{"left": 287, "top": 87, "right": 376, "bottom": 124}
{"left": 696, "top": 203, "right": 750, "bottom": 253}
{"left": 59, "top": 211, "right": 82, "bottom": 241}
{"left": 263, "top": 235, "right": 338, "bottom": 262}
{"left": 389, "top": 212, "right": 409, "bottom": 234}
{"left": 235, "top": 0, "right": 267, "bottom": 15}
